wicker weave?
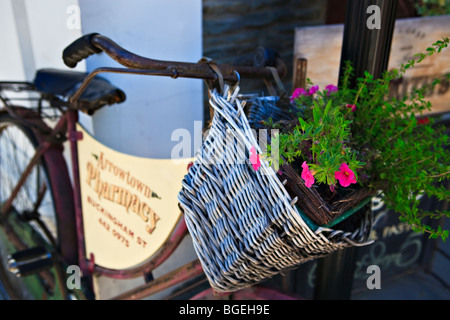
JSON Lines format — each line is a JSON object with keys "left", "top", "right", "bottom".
{"left": 245, "top": 95, "right": 299, "bottom": 129}
{"left": 178, "top": 88, "right": 373, "bottom": 293}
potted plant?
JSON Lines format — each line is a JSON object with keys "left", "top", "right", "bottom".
{"left": 178, "top": 38, "right": 449, "bottom": 293}
{"left": 262, "top": 38, "right": 450, "bottom": 241}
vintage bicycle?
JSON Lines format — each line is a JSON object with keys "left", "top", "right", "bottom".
{"left": 0, "top": 33, "right": 297, "bottom": 300}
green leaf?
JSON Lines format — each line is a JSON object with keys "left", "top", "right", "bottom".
{"left": 313, "top": 107, "right": 321, "bottom": 125}
{"left": 298, "top": 117, "right": 307, "bottom": 132}
{"left": 323, "top": 100, "right": 332, "bottom": 117}
{"left": 313, "top": 125, "right": 324, "bottom": 136}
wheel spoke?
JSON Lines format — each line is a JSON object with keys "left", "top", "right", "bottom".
{"left": 0, "top": 115, "right": 61, "bottom": 299}
{"left": 33, "top": 182, "right": 47, "bottom": 213}
{"left": 0, "top": 121, "right": 57, "bottom": 243}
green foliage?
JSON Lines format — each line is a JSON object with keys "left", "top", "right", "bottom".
{"left": 278, "top": 99, "right": 363, "bottom": 187}
{"left": 279, "top": 38, "right": 450, "bottom": 241}
{"left": 414, "top": 0, "right": 450, "bottom": 16}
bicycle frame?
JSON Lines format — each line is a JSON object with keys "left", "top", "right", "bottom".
{"left": 0, "top": 35, "right": 290, "bottom": 300}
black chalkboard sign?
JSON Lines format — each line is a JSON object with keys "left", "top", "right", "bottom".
{"left": 266, "top": 194, "right": 438, "bottom": 299}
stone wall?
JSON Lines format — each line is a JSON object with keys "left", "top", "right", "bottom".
{"left": 202, "top": 0, "right": 328, "bottom": 94}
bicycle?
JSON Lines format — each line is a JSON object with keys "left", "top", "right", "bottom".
{"left": 0, "top": 33, "right": 296, "bottom": 300}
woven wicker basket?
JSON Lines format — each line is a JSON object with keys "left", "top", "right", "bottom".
{"left": 178, "top": 88, "right": 374, "bottom": 293}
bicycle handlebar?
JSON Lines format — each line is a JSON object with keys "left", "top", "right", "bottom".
{"left": 62, "top": 33, "right": 287, "bottom": 83}
{"left": 62, "top": 33, "right": 102, "bottom": 68}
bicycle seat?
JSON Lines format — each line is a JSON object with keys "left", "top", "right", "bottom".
{"left": 34, "top": 68, "right": 126, "bottom": 112}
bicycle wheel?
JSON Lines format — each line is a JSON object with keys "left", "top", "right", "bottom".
{"left": 0, "top": 108, "right": 75, "bottom": 299}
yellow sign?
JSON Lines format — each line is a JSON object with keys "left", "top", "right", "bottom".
{"left": 77, "top": 124, "right": 190, "bottom": 270}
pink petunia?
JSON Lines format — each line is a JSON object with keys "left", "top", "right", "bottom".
{"left": 290, "top": 88, "right": 307, "bottom": 102}
{"left": 249, "top": 146, "right": 261, "bottom": 171}
{"left": 325, "top": 84, "right": 338, "bottom": 95}
{"left": 308, "top": 85, "right": 319, "bottom": 95}
{"left": 334, "top": 163, "right": 357, "bottom": 187}
{"left": 290, "top": 85, "right": 320, "bottom": 102}
{"left": 301, "top": 161, "right": 315, "bottom": 188}
{"left": 346, "top": 104, "right": 357, "bottom": 112}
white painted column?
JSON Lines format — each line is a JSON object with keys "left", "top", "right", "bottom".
{"left": 78, "top": 0, "right": 204, "bottom": 159}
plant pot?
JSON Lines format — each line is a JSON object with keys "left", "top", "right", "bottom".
{"left": 277, "top": 163, "right": 375, "bottom": 226}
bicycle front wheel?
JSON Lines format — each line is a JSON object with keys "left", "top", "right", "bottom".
{"left": 0, "top": 108, "right": 76, "bottom": 299}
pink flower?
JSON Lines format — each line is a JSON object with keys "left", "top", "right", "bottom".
{"left": 325, "top": 84, "right": 338, "bottom": 95}
{"left": 290, "top": 88, "right": 307, "bottom": 102}
{"left": 290, "top": 85, "right": 319, "bottom": 102}
{"left": 346, "top": 104, "right": 357, "bottom": 112}
{"left": 301, "top": 161, "right": 315, "bottom": 188}
{"left": 308, "top": 85, "right": 319, "bottom": 95}
{"left": 334, "top": 163, "right": 357, "bottom": 187}
{"left": 250, "top": 146, "right": 261, "bottom": 171}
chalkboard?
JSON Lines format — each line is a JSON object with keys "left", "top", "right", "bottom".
{"left": 262, "top": 193, "right": 440, "bottom": 299}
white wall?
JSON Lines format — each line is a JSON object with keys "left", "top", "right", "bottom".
{"left": 0, "top": 0, "right": 85, "bottom": 81}
{"left": 0, "top": 0, "right": 27, "bottom": 81}
{"left": 0, "top": 0, "right": 84, "bottom": 175}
